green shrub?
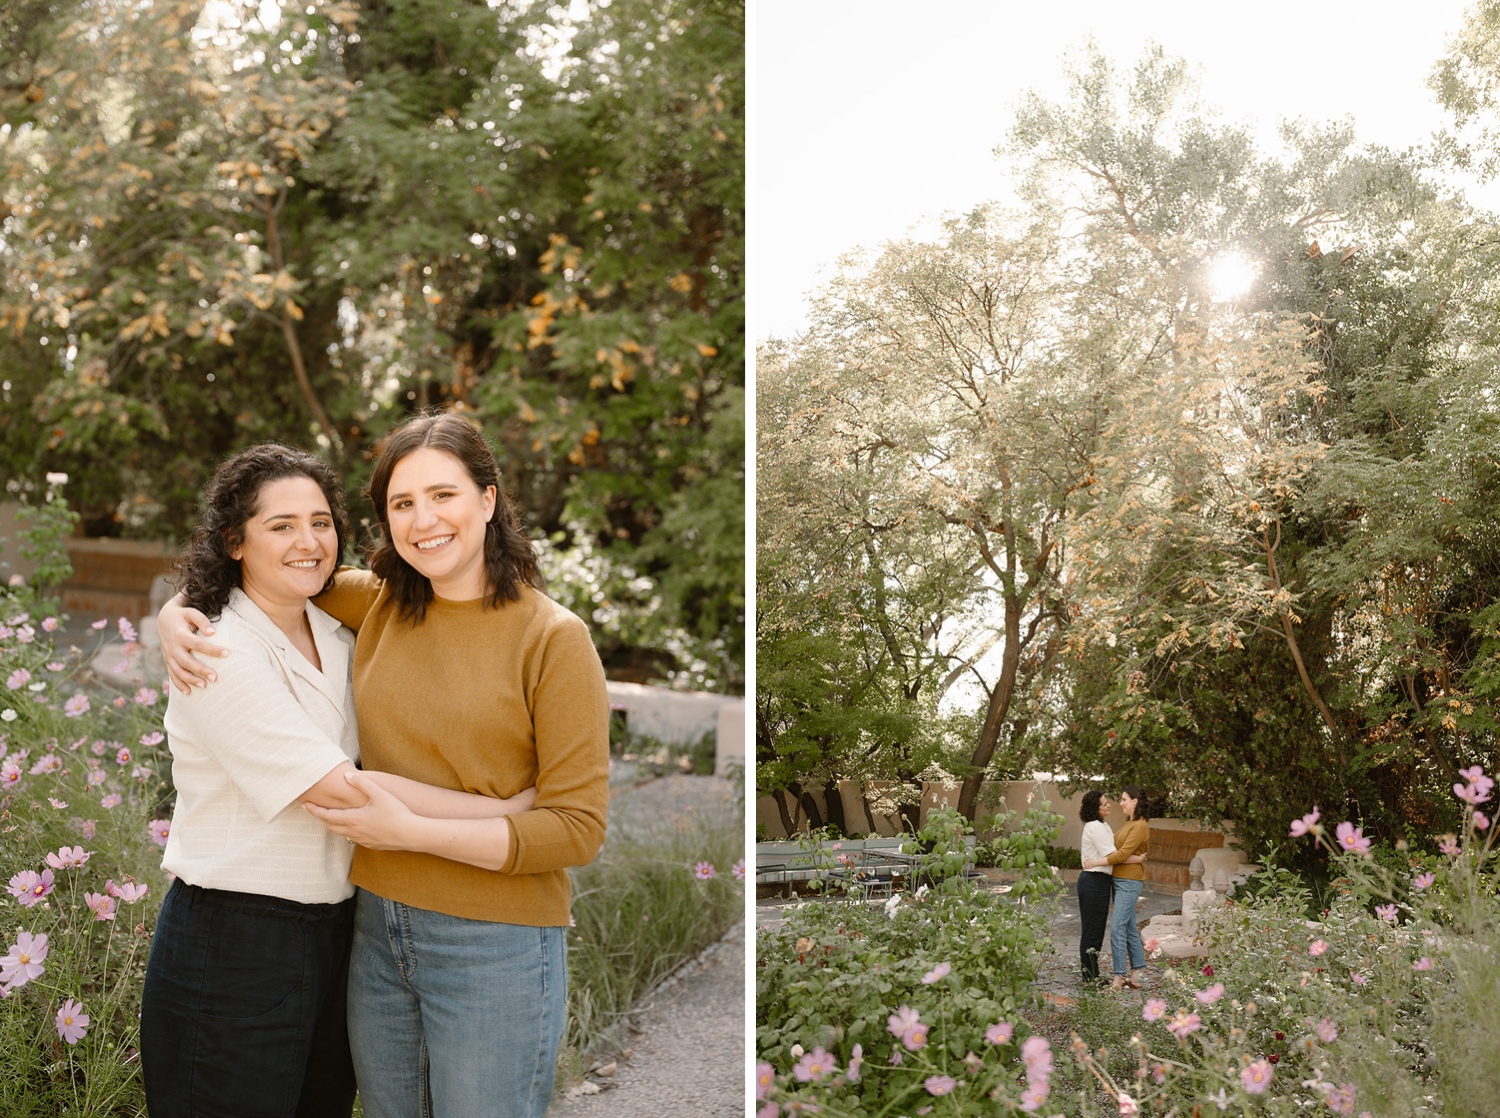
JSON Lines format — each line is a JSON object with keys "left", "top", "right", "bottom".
{"left": 564, "top": 809, "right": 743, "bottom": 1056}
{"left": 756, "top": 804, "right": 1069, "bottom": 1115}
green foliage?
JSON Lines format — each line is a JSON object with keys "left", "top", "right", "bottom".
{"left": 0, "top": 0, "right": 743, "bottom": 690}
{"left": 564, "top": 807, "right": 742, "bottom": 1056}
{"left": 1056, "top": 782, "right": 1500, "bottom": 1115}
{"left": 10, "top": 475, "right": 80, "bottom": 611}
{"left": 756, "top": 878, "right": 1051, "bottom": 1116}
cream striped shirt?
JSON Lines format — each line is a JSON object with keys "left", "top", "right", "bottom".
{"left": 161, "top": 589, "right": 359, "bottom": 903}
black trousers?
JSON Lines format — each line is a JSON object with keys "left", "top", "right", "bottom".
{"left": 140, "top": 879, "right": 357, "bottom": 1118}
{"left": 1077, "top": 870, "right": 1114, "bottom": 981}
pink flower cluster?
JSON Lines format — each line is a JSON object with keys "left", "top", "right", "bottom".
{"left": 886, "top": 1005, "right": 927, "bottom": 1050}
{"left": 1017, "top": 1035, "right": 1052, "bottom": 1110}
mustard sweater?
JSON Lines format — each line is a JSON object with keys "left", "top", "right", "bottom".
{"left": 1105, "top": 818, "right": 1149, "bottom": 881}
{"left": 315, "top": 568, "right": 609, "bottom": 925}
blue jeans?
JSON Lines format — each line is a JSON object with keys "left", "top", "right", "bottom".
{"left": 140, "top": 879, "right": 356, "bottom": 1118}
{"left": 1109, "top": 877, "right": 1146, "bottom": 976}
{"left": 348, "top": 888, "right": 567, "bottom": 1118}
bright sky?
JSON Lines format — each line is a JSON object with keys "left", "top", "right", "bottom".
{"left": 751, "top": 0, "right": 1483, "bottom": 341}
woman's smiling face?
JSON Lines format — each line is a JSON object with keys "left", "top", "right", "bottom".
{"left": 384, "top": 446, "right": 497, "bottom": 600}
{"left": 229, "top": 476, "right": 337, "bottom": 612}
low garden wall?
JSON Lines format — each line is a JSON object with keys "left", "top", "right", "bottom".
{"left": 757, "top": 780, "right": 1239, "bottom": 879}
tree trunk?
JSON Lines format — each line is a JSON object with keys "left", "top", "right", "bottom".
{"left": 788, "top": 781, "right": 826, "bottom": 830}
{"left": 1263, "top": 521, "right": 1341, "bottom": 744}
{"left": 822, "top": 779, "right": 848, "bottom": 836}
{"left": 772, "top": 789, "right": 796, "bottom": 838}
{"left": 957, "top": 590, "right": 1024, "bottom": 819}
{"left": 263, "top": 192, "right": 342, "bottom": 451}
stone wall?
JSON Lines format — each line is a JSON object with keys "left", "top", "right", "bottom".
{"left": 756, "top": 780, "right": 1242, "bottom": 877}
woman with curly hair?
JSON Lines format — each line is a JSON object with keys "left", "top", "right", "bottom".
{"left": 140, "top": 444, "right": 536, "bottom": 1118}
{"left": 157, "top": 413, "right": 610, "bottom": 1118}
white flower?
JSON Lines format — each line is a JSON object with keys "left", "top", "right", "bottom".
{"left": 45, "top": 472, "right": 68, "bottom": 485}
{"left": 1, "top": 710, "right": 15, "bottom": 722}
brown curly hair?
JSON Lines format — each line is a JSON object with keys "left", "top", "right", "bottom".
{"left": 175, "top": 444, "right": 351, "bottom": 618}
{"left": 365, "top": 410, "right": 541, "bottom": 623}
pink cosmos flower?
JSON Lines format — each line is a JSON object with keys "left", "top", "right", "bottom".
{"left": 1290, "top": 807, "right": 1321, "bottom": 837}
{"left": 1375, "top": 904, "right": 1398, "bottom": 922}
{"left": 731, "top": 858, "right": 746, "bottom": 881}
{"left": 1195, "top": 983, "right": 1225, "bottom": 1005}
{"left": 115, "top": 747, "right": 132, "bottom": 766}
{"left": 1018, "top": 1080, "right": 1050, "bottom": 1111}
{"left": 1335, "top": 821, "right": 1371, "bottom": 855}
{"left": 1118, "top": 1092, "right": 1139, "bottom": 1116}
{"left": 29, "top": 753, "right": 60, "bottom": 774}
{"left": 1166, "top": 1011, "right": 1202, "bottom": 1039}
{"left": 148, "top": 819, "right": 170, "bottom": 847}
{"left": 91, "top": 741, "right": 107, "bottom": 756}
{"left": 755, "top": 1062, "right": 774, "bottom": 1099}
{"left": 921, "top": 961, "right": 951, "bottom": 984}
{"left": 1326, "top": 1083, "right": 1356, "bottom": 1114}
{"left": 5, "top": 668, "right": 30, "bottom": 691}
{"left": 693, "top": 861, "right": 716, "bottom": 880}
{"left": 45, "top": 845, "right": 89, "bottom": 870}
{"left": 79, "top": 819, "right": 96, "bottom": 839}
{"left": 791, "top": 1047, "right": 836, "bottom": 1082}
{"left": 1142, "top": 998, "right": 1168, "bottom": 1022}
{"left": 101, "top": 794, "right": 121, "bottom": 809}
{"left": 140, "top": 731, "right": 165, "bottom": 747}
{"left": 0, "top": 762, "right": 19, "bottom": 788}
{"left": 63, "top": 693, "right": 90, "bottom": 718}
{"left": 8, "top": 869, "right": 55, "bottom": 907}
{"left": 45, "top": 662, "right": 64, "bottom": 672}
{"left": 847, "top": 1042, "right": 862, "bottom": 1082}
{"left": 1020, "top": 1035, "right": 1053, "bottom": 1080}
{"left": 1315, "top": 1017, "right": 1338, "bottom": 1042}
{"left": 925, "top": 1075, "right": 956, "bottom": 1096}
{"left": 84, "top": 892, "right": 117, "bottom": 921}
{"left": 55, "top": 998, "right": 89, "bottom": 1044}
{"left": 90, "top": 618, "right": 108, "bottom": 630}
{"left": 15, "top": 624, "right": 34, "bottom": 643}
{"left": 0, "top": 931, "right": 49, "bottom": 987}
{"left": 1412, "top": 872, "right": 1435, "bottom": 890}
{"left": 756, "top": 1103, "right": 777, "bottom": 1118}
{"left": 1309, "top": 939, "right": 1329, "bottom": 957}
{"left": 86, "top": 769, "right": 107, "bottom": 787}
{"left": 1476, "top": 811, "right": 1491, "bottom": 831}
{"left": 41, "top": 617, "right": 58, "bottom": 632}
{"left": 1242, "top": 1059, "right": 1274, "bottom": 1093}
{"left": 133, "top": 687, "right": 158, "bottom": 707}
{"left": 133, "top": 765, "right": 152, "bottom": 782}
{"left": 114, "top": 881, "right": 149, "bottom": 904}
{"left": 887, "top": 1005, "right": 927, "bottom": 1050}
{"left": 986, "top": 1021, "right": 1014, "bottom": 1045}
{"left": 47, "top": 797, "right": 67, "bottom": 809}
{"left": 1414, "top": 957, "right": 1433, "bottom": 971}
{"left": 111, "top": 691, "right": 127, "bottom": 704}
{"left": 118, "top": 618, "right": 138, "bottom": 643}
{"left": 1352, "top": 971, "right": 1368, "bottom": 985}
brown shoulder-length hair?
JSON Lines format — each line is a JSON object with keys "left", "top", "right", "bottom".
{"left": 365, "top": 410, "right": 541, "bottom": 622}
{"left": 176, "top": 444, "right": 351, "bottom": 618}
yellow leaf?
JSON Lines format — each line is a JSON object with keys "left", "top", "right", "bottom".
{"left": 696, "top": 343, "right": 717, "bottom": 357}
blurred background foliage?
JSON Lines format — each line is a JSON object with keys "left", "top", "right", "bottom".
{"left": 0, "top": 0, "right": 743, "bottom": 692}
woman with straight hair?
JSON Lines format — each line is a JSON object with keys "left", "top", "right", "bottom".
{"left": 1093, "top": 785, "right": 1150, "bottom": 990}
{"left": 159, "top": 412, "right": 610, "bottom": 1118}
{"left": 141, "top": 444, "right": 536, "bottom": 1118}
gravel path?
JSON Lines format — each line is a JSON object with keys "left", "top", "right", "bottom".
{"left": 548, "top": 774, "right": 747, "bottom": 1117}
{"left": 550, "top": 922, "right": 746, "bottom": 1118}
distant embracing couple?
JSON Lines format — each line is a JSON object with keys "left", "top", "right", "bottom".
{"left": 1076, "top": 786, "right": 1151, "bottom": 990}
